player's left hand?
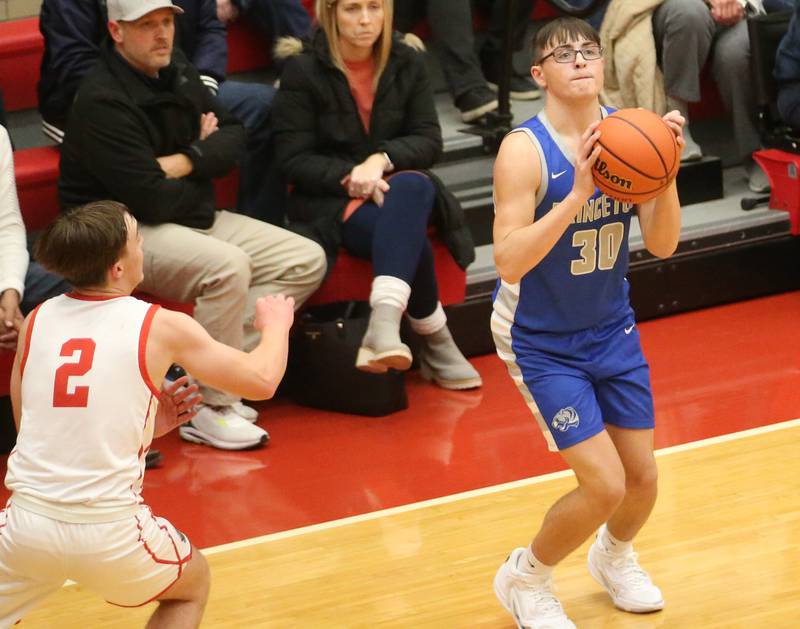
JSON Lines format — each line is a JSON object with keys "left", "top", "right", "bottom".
{"left": 662, "top": 110, "right": 686, "bottom": 157}
{"left": 157, "top": 376, "right": 201, "bottom": 430}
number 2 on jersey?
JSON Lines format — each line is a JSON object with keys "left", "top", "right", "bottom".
{"left": 53, "top": 338, "right": 96, "bottom": 407}
{"left": 570, "top": 222, "right": 624, "bottom": 275}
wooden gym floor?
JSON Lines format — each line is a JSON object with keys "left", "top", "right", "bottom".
{"left": 4, "top": 291, "right": 800, "bottom": 627}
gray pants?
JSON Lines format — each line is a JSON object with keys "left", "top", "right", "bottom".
{"left": 394, "top": 0, "right": 534, "bottom": 99}
{"left": 652, "top": 0, "right": 759, "bottom": 160}
{"left": 138, "top": 211, "right": 326, "bottom": 406}
{"left": 394, "top": 0, "right": 486, "bottom": 99}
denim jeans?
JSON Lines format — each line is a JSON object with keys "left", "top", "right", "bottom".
{"left": 20, "top": 262, "right": 71, "bottom": 315}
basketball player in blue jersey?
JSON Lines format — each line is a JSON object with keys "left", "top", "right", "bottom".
{"left": 490, "top": 18, "right": 685, "bottom": 628}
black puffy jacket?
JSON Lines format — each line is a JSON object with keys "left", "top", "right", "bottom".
{"left": 272, "top": 30, "right": 475, "bottom": 269}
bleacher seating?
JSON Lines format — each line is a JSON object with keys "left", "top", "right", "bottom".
{"left": 0, "top": 17, "right": 41, "bottom": 112}
{"left": 0, "top": 6, "right": 469, "bottom": 399}
{"left": 0, "top": 2, "right": 734, "bottom": 399}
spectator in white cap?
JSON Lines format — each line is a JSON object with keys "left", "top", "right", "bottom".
{"left": 106, "top": 0, "right": 185, "bottom": 22}
{"left": 57, "top": 0, "right": 326, "bottom": 451}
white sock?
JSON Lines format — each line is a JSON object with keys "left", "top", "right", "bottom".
{"left": 520, "top": 546, "right": 554, "bottom": 579}
{"left": 407, "top": 302, "right": 447, "bottom": 335}
{"left": 369, "top": 275, "right": 411, "bottom": 311}
{"left": 600, "top": 524, "right": 633, "bottom": 555}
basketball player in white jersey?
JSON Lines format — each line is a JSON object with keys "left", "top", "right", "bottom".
{"left": 0, "top": 200, "right": 296, "bottom": 627}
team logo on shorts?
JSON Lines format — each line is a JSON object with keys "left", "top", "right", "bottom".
{"left": 552, "top": 407, "right": 580, "bottom": 432}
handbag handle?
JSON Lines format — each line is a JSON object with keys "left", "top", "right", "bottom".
{"left": 343, "top": 300, "right": 358, "bottom": 320}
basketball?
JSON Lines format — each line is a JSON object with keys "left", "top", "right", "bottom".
{"left": 592, "top": 108, "right": 679, "bottom": 204}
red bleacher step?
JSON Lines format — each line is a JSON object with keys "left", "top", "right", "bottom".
{"left": 0, "top": 17, "right": 43, "bottom": 112}
{"left": 308, "top": 241, "right": 466, "bottom": 307}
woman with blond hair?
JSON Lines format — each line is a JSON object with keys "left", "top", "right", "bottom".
{"left": 272, "top": 0, "right": 481, "bottom": 390}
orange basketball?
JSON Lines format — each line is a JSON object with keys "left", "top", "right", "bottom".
{"left": 592, "top": 108, "right": 679, "bottom": 204}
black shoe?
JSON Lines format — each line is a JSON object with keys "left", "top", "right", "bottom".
{"left": 455, "top": 87, "right": 498, "bottom": 123}
{"left": 145, "top": 449, "right": 164, "bottom": 469}
{"left": 487, "top": 73, "right": 541, "bottom": 101}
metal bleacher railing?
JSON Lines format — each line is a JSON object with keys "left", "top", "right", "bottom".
{"left": 470, "top": 0, "right": 608, "bottom": 153}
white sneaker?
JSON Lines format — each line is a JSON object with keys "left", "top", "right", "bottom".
{"left": 493, "top": 548, "right": 576, "bottom": 629}
{"left": 179, "top": 404, "right": 269, "bottom": 450}
{"left": 232, "top": 401, "right": 259, "bottom": 422}
{"left": 588, "top": 530, "right": 664, "bottom": 613}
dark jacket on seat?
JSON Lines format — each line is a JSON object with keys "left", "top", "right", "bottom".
{"left": 58, "top": 41, "right": 245, "bottom": 229}
{"left": 271, "top": 30, "right": 474, "bottom": 269}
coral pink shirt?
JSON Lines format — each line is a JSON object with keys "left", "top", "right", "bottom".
{"left": 342, "top": 56, "right": 377, "bottom": 221}
{"left": 344, "top": 56, "right": 376, "bottom": 132}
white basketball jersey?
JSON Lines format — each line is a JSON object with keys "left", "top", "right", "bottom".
{"left": 5, "top": 294, "right": 161, "bottom": 522}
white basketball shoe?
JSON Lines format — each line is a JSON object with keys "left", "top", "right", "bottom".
{"left": 494, "top": 548, "right": 576, "bottom": 629}
{"left": 587, "top": 526, "right": 664, "bottom": 612}
{"left": 179, "top": 404, "right": 269, "bottom": 450}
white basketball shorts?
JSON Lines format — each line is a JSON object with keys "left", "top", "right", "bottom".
{"left": 0, "top": 500, "right": 192, "bottom": 626}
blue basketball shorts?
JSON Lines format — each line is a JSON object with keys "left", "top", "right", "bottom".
{"left": 494, "top": 313, "right": 655, "bottom": 452}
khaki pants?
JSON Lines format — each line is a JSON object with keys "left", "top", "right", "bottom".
{"left": 138, "top": 211, "right": 326, "bottom": 406}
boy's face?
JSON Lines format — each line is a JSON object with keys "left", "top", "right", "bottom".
{"left": 532, "top": 38, "right": 604, "bottom": 100}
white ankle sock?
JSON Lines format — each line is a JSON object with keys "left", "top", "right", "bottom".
{"left": 600, "top": 525, "right": 633, "bottom": 555}
{"left": 407, "top": 302, "right": 446, "bottom": 335}
{"left": 369, "top": 276, "right": 411, "bottom": 311}
{"left": 521, "top": 546, "right": 554, "bottom": 579}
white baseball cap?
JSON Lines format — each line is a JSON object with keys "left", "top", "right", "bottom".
{"left": 107, "top": 0, "right": 184, "bottom": 22}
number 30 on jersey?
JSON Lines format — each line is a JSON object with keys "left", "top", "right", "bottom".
{"left": 570, "top": 222, "right": 624, "bottom": 275}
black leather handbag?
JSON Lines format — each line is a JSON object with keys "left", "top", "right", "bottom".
{"left": 284, "top": 302, "right": 408, "bottom": 416}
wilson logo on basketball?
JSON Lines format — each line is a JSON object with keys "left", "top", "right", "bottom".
{"left": 592, "top": 108, "right": 679, "bottom": 204}
{"left": 593, "top": 159, "right": 632, "bottom": 190}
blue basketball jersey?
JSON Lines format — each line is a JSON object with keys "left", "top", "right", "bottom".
{"left": 493, "top": 107, "right": 636, "bottom": 333}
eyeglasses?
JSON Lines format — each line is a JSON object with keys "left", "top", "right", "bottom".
{"left": 538, "top": 45, "right": 603, "bottom": 65}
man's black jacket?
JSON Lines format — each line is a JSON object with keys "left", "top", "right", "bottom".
{"left": 58, "top": 41, "right": 244, "bottom": 228}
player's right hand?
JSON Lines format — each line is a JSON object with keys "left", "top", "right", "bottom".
{"left": 254, "top": 295, "right": 295, "bottom": 332}
{"left": 157, "top": 375, "right": 201, "bottom": 430}
{"left": 572, "top": 121, "right": 602, "bottom": 202}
